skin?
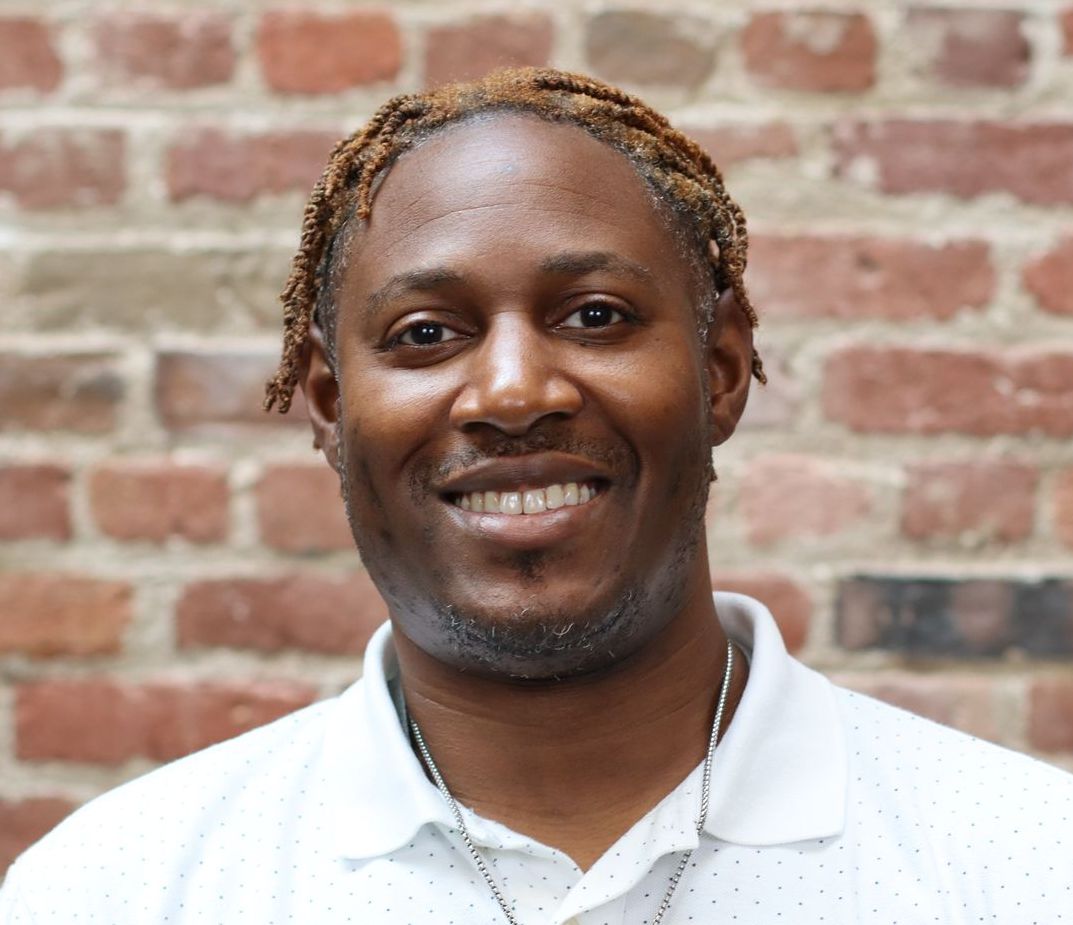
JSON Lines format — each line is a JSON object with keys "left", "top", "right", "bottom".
{"left": 300, "top": 114, "right": 754, "bottom": 870}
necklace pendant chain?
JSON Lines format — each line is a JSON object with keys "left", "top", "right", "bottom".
{"left": 409, "top": 641, "right": 736, "bottom": 925}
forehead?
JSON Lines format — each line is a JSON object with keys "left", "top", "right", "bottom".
{"left": 343, "top": 113, "right": 690, "bottom": 285}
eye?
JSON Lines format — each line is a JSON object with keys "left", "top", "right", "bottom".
{"left": 396, "top": 321, "right": 461, "bottom": 346}
{"left": 561, "top": 302, "right": 625, "bottom": 329}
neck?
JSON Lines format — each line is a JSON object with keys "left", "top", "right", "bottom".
{"left": 394, "top": 572, "right": 746, "bottom": 871}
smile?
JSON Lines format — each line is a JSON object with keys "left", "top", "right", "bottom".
{"left": 450, "top": 481, "right": 602, "bottom": 515}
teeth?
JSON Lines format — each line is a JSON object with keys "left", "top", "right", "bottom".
{"left": 454, "top": 482, "right": 601, "bottom": 515}
{"left": 523, "top": 489, "right": 546, "bottom": 514}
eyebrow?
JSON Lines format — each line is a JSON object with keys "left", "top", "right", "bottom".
{"left": 539, "top": 250, "right": 653, "bottom": 281}
{"left": 363, "top": 251, "right": 653, "bottom": 317}
{"left": 365, "top": 267, "right": 464, "bottom": 316}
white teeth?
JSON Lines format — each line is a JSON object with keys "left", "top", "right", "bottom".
{"left": 545, "top": 484, "right": 564, "bottom": 510}
{"left": 454, "top": 482, "right": 601, "bottom": 514}
{"left": 523, "top": 489, "right": 546, "bottom": 514}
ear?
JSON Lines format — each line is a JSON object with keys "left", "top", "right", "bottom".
{"left": 298, "top": 319, "right": 342, "bottom": 473}
{"left": 706, "top": 286, "right": 754, "bottom": 447}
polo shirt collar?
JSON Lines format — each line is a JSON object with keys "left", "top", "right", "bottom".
{"left": 327, "top": 592, "right": 847, "bottom": 860}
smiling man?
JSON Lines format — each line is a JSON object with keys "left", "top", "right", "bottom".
{"left": 2, "top": 68, "right": 1072, "bottom": 924}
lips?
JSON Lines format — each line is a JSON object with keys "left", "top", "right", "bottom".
{"left": 436, "top": 453, "right": 612, "bottom": 546}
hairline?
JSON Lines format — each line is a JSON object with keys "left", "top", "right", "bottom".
{"left": 314, "top": 109, "right": 719, "bottom": 365}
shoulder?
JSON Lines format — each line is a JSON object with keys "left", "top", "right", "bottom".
{"left": 832, "top": 683, "right": 1073, "bottom": 904}
{"left": 2, "top": 690, "right": 343, "bottom": 906}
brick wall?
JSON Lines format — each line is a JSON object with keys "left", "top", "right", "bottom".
{"left": 2, "top": 0, "right": 1072, "bottom": 872}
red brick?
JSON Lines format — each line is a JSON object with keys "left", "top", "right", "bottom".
{"left": 738, "top": 343, "right": 802, "bottom": 431}
{"left": 257, "top": 11, "right": 401, "bottom": 94}
{"left": 902, "top": 461, "right": 1038, "bottom": 543}
{"left": 1061, "top": 8, "right": 1073, "bottom": 55}
{"left": 0, "top": 464, "right": 70, "bottom": 540}
{"left": 91, "top": 11, "right": 233, "bottom": 90}
{"left": 713, "top": 571, "right": 811, "bottom": 652}
{"left": 1054, "top": 469, "right": 1073, "bottom": 551}
{"left": 824, "top": 346, "right": 1073, "bottom": 436}
{"left": 740, "top": 455, "right": 871, "bottom": 547}
{"left": 747, "top": 235, "right": 993, "bottom": 320}
{"left": 155, "top": 351, "right": 307, "bottom": 432}
{"left": 1023, "top": 237, "right": 1073, "bottom": 316}
{"left": 0, "top": 573, "right": 130, "bottom": 657}
{"left": 834, "top": 120, "right": 1073, "bottom": 205}
{"left": 0, "top": 17, "right": 62, "bottom": 92}
{"left": 255, "top": 465, "right": 351, "bottom": 552}
{"left": 835, "top": 673, "right": 1003, "bottom": 742}
{"left": 684, "top": 122, "right": 798, "bottom": 168}
{"left": 0, "top": 353, "right": 123, "bottom": 434}
{"left": 425, "top": 14, "right": 554, "bottom": 86}
{"left": 742, "top": 11, "right": 876, "bottom": 92}
{"left": 906, "top": 8, "right": 1028, "bottom": 87}
{"left": 585, "top": 10, "right": 715, "bottom": 89}
{"left": 89, "top": 460, "right": 229, "bottom": 544}
{"left": 177, "top": 571, "right": 387, "bottom": 655}
{"left": 1028, "top": 678, "right": 1073, "bottom": 752}
{"left": 0, "top": 129, "right": 125, "bottom": 210}
{"left": 167, "top": 128, "right": 337, "bottom": 202}
{"left": 0, "top": 798, "right": 75, "bottom": 873}
{"left": 16, "top": 678, "right": 316, "bottom": 765}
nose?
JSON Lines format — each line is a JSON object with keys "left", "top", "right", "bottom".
{"left": 449, "top": 313, "right": 583, "bottom": 436}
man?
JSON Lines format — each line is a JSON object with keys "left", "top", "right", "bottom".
{"left": 2, "top": 68, "right": 1071, "bottom": 923}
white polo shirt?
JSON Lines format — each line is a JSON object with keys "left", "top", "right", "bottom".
{"left": 2, "top": 593, "right": 1071, "bottom": 924}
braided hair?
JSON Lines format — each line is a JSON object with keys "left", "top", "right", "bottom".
{"left": 264, "top": 67, "right": 764, "bottom": 413}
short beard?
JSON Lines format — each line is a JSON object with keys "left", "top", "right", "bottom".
{"left": 432, "top": 587, "right": 647, "bottom": 682}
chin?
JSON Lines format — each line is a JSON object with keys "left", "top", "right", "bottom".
{"left": 411, "top": 583, "right": 663, "bottom": 681}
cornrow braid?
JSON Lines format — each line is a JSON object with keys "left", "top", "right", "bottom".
{"left": 264, "top": 67, "right": 766, "bottom": 413}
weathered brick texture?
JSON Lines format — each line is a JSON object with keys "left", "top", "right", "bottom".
{"left": 16, "top": 679, "right": 317, "bottom": 765}
{"left": 838, "top": 577, "right": 1073, "bottom": 657}
{"left": 747, "top": 236, "right": 993, "bottom": 320}
{"left": 89, "top": 460, "right": 230, "bottom": 544}
{"left": 0, "top": 129, "right": 125, "bottom": 210}
{"left": 0, "top": 799, "right": 75, "bottom": 873}
{"left": 834, "top": 121, "right": 1073, "bottom": 204}
{"left": 0, "top": 573, "right": 130, "bottom": 657}
{"left": 740, "top": 455, "right": 872, "bottom": 547}
{"left": 255, "top": 464, "right": 351, "bottom": 552}
{"left": 905, "top": 9, "right": 1029, "bottom": 88}
{"left": 176, "top": 571, "right": 388, "bottom": 654}
{"left": 0, "top": 464, "right": 71, "bottom": 540}
{"left": 2, "top": 0, "right": 1072, "bottom": 878}
{"left": 901, "top": 461, "right": 1038, "bottom": 544}
{"left": 425, "top": 14, "right": 554, "bottom": 86}
{"left": 585, "top": 11, "right": 716, "bottom": 88}
{"left": 167, "top": 129, "right": 338, "bottom": 202}
{"left": 256, "top": 11, "right": 401, "bottom": 93}
{"left": 1023, "top": 237, "right": 1073, "bottom": 316}
{"left": 741, "top": 12, "right": 877, "bottom": 92}
{"left": 0, "top": 17, "right": 62, "bottom": 92}
{"left": 824, "top": 347, "right": 1073, "bottom": 436}
{"left": 91, "top": 11, "right": 235, "bottom": 90}
{"left": 0, "top": 353, "right": 124, "bottom": 434}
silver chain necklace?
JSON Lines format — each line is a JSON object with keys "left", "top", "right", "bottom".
{"left": 408, "top": 641, "right": 735, "bottom": 925}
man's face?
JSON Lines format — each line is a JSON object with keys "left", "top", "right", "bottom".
{"left": 307, "top": 114, "right": 750, "bottom": 679}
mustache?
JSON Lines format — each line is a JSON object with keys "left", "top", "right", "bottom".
{"left": 409, "top": 431, "right": 639, "bottom": 497}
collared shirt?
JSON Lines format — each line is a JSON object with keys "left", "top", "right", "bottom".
{"left": 2, "top": 593, "right": 1071, "bottom": 924}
